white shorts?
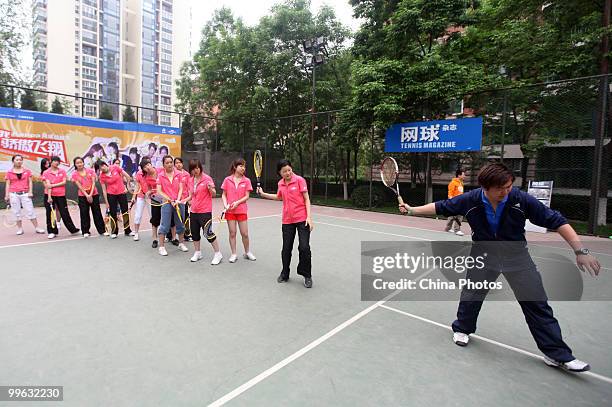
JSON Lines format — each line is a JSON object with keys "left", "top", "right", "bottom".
{"left": 9, "top": 192, "right": 36, "bottom": 220}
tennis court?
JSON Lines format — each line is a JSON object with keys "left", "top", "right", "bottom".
{"left": 1, "top": 198, "right": 611, "bottom": 406}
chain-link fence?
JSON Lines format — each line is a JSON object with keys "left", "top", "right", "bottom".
{"left": 1, "top": 75, "right": 610, "bottom": 234}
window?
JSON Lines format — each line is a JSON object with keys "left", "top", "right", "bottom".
{"left": 83, "top": 54, "right": 97, "bottom": 67}
{"left": 82, "top": 30, "right": 97, "bottom": 44}
{"left": 161, "top": 63, "right": 171, "bottom": 74}
{"left": 82, "top": 45, "right": 96, "bottom": 56}
{"left": 161, "top": 42, "right": 172, "bottom": 53}
{"left": 160, "top": 74, "right": 172, "bottom": 85}
{"left": 84, "top": 105, "right": 97, "bottom": 117}
{"left": 160, "top": 115, "right": 171, "bottom": 126}
{"left": 161, "top": 84, "right": 172, "bottom": 95}
{"left": 83, "top": 67, "right": 97, "bottom": 80}
{"left": 82, "top": 5, "right": 97, "bottom": 19}
{"left": 160, "top": 96, "right": 171, "bottom": 106}
{"left": 161, "top": 52, "right": 172, "bottom": 64}
{"left": 82, "top": 18, "right": 96, "bottom": 32}
{"left": 82, "top": 80, "right": 97, "bottom": 92}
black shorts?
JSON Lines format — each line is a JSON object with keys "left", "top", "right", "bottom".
{"left": 190, "top": 212, "right": 215, "bottom": 243}
{"left": 150, "top": 203, "right": 161, "bottom": 227}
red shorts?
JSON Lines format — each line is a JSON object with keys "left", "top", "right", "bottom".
{"left": 225, "top": 212, "right": 248, "bottom": 221}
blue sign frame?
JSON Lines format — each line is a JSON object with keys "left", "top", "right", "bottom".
{"left": 385, "top": 117, "right": 482, "bottom": 153}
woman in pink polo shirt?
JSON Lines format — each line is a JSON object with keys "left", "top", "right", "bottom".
{"left": 41, "top": 156, "right": 80, "bottom": 239}
{"left": 3, "top": 155, "right": 45, "bottom": 235}
{"left": 175, "top": 157, "right": 193, "bottom": 242}
{"left": 71, "top": 156, "right": 105, "bottom": 237}
{"left": 221, "top": 158, "right": 256, "bottom": 263}
{"left": 98, "top": 160, "right": 133, "bottom": 238}
{"left": 156, "top": 155, "right": 189, "bottom": 256}
{"left": 187, "top": 159, "right": 223, "bottom": 265}
{"left": 130, "top": 157, "right": 159, "bottom": 243}
{"left": 258, "top": 159, "right": 313, "bottom": 288}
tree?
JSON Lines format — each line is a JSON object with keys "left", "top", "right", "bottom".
{"left": 99, "top": 105, "right": 114, "bottom": 120}
{"left": 51, "top": 97, "right": 64, "bottom": 114}
{"left": 0, "top": 0, "right": 27, "bottom": 83}
{"left": 122, "top": 105, "right": 136, "bottom": 122}
{"left": 0, "top": 86, "right": 8, "bottom": 107}
{"left": 19, "top": 89, "right": 38, "bottom": 111}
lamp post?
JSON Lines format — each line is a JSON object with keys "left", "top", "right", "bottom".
{"left": 303, "top": 36, "right": 327, "bottom": 194}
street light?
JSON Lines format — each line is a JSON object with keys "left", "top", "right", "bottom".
{"left": 303, "top": 36, "right": 327, "bottom": 194}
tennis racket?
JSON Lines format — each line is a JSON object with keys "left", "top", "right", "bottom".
{"left": 50, "top": 204, "right": 57, "bottom": 229}
{"left": 380, "top": 157, "right": 404, "bottom": 205}
{"left": 253, "top": 150, "right": 263, "bottom": 189}
{"left": 104, "top": 208, "right": 116, "bottom": 235}
{"left": 203, "top": 211, "right": 226, "bottom": 240}
{"left": 67, "top": 199, "right": 80, "bottom": 218}
{"left": 2, "top": 204, "right": 17, "bottom": 228}
{"left": 127, "top": 179, "right": 138, "bottom": 194}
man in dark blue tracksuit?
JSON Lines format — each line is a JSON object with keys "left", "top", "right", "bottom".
{"left": 400, "top": 163, "right": 602, "bottom": 372}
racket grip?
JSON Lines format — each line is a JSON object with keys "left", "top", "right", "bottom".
{"left": 397, "top": 195, "right": 405, "bottom": 206}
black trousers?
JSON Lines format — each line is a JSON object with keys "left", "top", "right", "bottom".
{"left": 78, "top": 195, "right": 106, "bottom": 235}
{"left": 281, "top": 222, "right": 311, "bottom": 279}
{"left": 107, "top": 193, "right": 132, "bottom": 235}
{"left": 190, "top": 212, "right": 215, "bottom": 243}
{"left": 44, "top": 195, "right": 79, "bottom": 235}
{"left": 451, "top": 264, "right": 574, "bottom": 362}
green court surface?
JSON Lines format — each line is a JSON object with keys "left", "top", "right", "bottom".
{"left": 1, "top": 200, "right": 611, "bottom": 406}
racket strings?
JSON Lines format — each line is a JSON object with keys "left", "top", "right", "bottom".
{"left": 381, "top": 160, "right": 398, "bottom": 187}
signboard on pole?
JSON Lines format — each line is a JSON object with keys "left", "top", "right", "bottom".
{"left": 525, "top": 180, "right": 554, "bottom": 233}
{"left": 385, "top": 117, "right": 483, "bottom": 153}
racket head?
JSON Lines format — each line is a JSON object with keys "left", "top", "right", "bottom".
{"left": 2, "top": 206, "right": 17, "bottom": 227}
{"left": 127, "top": 179, "right": 138, "bottom": 194}
{"left": 148, "top": 193, "right": 165, "bottom": 207}
{"left": 203, "top": 217, "right": 216, "bottom": 240}
{"left": 50, "top": 206, "right": 57, "bottom": 229}
{"left": 104, "top": 211, "right": 116, "bottom": 234}
{"left": 67, "top": 199, "right": 80, "bottom": 217}
{"left": 380, "top": 157, "right": 399, "bottom": 188}
{"left": 253, "top": 150, "right": 263, "bottom": 178}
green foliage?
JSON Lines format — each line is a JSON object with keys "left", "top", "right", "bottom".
{"left": 122, "top": 105, "right": 136, "bottom": 122}
{"left": 351, "top": 184, "right": 388, "bottom": 207}
{"left": 19, "top": 89, "right": 37, "bottom": 111}
{"left": 51, "top": 97, "right": 64, "bottom": 114}
{"left": 99, "top": 105, "right": 114, "bottom": 120}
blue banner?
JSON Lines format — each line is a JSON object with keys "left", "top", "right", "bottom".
{"left": 385, "top": 117, "right": 482, "bottom": 153}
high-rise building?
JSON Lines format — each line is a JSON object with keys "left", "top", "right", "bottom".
{"left": 32, "top": 0, "right": 192, "bottom": 127}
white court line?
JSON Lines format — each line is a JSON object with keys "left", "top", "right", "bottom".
{"left": 0, "top": 214, "right": 280, "bottom": 250}
{"left": 315, "top": 213, "right": 612, "bottom": 257}
{"left": 316, "top": 221, "right": 432, "bottom": 241}
{"left": 379, "top": 304, "right": 612, "bottom": 385}
{"left": 207, "top": 300, "right": 386, "bottom": 407}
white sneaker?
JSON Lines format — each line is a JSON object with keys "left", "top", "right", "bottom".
{"left": 110, "top": 234, "right": 117, "bottom": 239}
{"left": 243, "top": 252, "right": 257, "bottom": 261}
{"left": 447, "top": 229, "right": 455, "bottom": 234}
{"left": 453, "top": 332, "right": 469, "bottom": 346}
{"left": 129, "top": 231, "right": 136, "bottom": 236}
{"left": 35, "top": 228, "right": 45, "bottom": 234}
{"left": 543, "top": 356, "right": 591, "bottom": 372}
{"left": 164, "top": 236, "right": 169, "bottom": 242}
{"left": 228, "top": 254, "right": 237, "bottom": 263}
{"left": 133, "top": 233, "right": 139, "bottom": 241}
{"left": 190, "top": 251, "right": 203, "bottom": 262}
{"left": 83, "top": 233, "right": 90, "bottom": 238}
{"left": 455, "top": 231, "right": 465, "bottom": 236}
{"left": 47, "top": 233, "right": 55, "bottom": 239}
{"left": 158, "top": 247, "right": 168, "bottom": 256}
{"left": 16, "top": 228, "right": 24, "bottom": 235}
{"left": 103, "top": 231, "right": 110, "bottom": 236}
{"left": 178, "top": 243, "right": 189, "bottom": 252}
{"left": 211, "top": 252, "right": 223, "bottom": 265}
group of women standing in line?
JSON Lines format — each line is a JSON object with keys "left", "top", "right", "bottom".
{"left": 4, "top": 155, "right": 314, "bottom": 287}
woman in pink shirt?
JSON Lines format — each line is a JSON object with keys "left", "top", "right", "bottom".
{"left": 130, "top": 157, "right": 160, "bottom": 243}
{"left": 186, "top": 159, "right": 223, "bottom": 265}
{"left": 71, "top": 156, "right": 105, "bottom": 237}
{"left": 258, "top": 159, "right": 313, "bottom": 288}
{"left": 41, "top": 156, "right": 80, "bottom": 238}
{"left": 156, "top": 155, "right": 189, "bottom": 256}
{"left": 98, "top": 160, "right": 133, "bottom": 238}
{"left": 174, "top": 157, "right": 193, "bottom": 242}
{"left": 221, "top": 158, "right": 256, "bottom": 263}
{"left": 3, "top": 155, "right": 45, "bottom": 235}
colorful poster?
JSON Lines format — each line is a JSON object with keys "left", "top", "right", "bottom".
{"left": 0, "top": 107, "right": 181, "bottom": 180}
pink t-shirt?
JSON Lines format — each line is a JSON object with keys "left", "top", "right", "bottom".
{"left": 6, "top": 169, "right": 32, "bottom": 193}
{"left": 221, "top": 175, "right": 253, "bottom": 215}
{"left": 178, "top": 168, "right": 190, "bottom": 200}
{"left": 156, "top": 169, "right": 183, "bottom": 201}
{"left": 42, "top": 168, "right": 67, "bottom": 197}
{"left": 190, "top": 174, "right": 215, "bottom": 213}
{"left": 71, "top": 168, "right": 98, "bottom": 196}
{"left": 99, "top": 164, "right": 126, "bottom": 195}
{"left": 277, "top": 174, "right": 309, "bottom": 224}
{"left": 135, "top": 171, "right": 158, "bottom": 199}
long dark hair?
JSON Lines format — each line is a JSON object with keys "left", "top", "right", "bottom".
{"left": 40, "top": 157, "right": 50, "bottom": 175}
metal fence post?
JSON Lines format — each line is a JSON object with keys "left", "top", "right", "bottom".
{"left": 369, "top": 126, "right": 374, "bottom": 209}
